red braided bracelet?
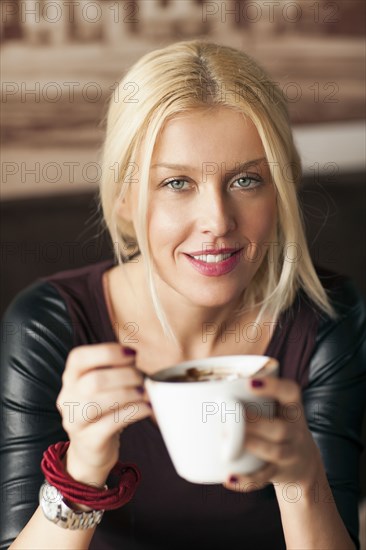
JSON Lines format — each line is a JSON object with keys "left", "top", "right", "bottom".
{"left": 41, "top": 441, "right": 141, "bottom": 511}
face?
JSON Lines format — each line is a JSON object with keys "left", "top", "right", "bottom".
{"left": 127, "top": 107, "right": 277, "bottom": 309}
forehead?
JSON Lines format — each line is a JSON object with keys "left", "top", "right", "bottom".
{"left": 151, "top": 107, "right": 265, "bottom": 165}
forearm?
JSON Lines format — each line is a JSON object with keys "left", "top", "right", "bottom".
{"left": 9, "top": 506, "right": 96, "bottom": 550}
{"left": 274, "top": 468, "right": 356, "bottom": 550}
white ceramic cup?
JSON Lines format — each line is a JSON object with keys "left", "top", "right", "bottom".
{"left": 145, "top": 355, "right": 278, "bottom": 484}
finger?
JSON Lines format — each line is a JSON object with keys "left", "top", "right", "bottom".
{"left": 78, "top": 366, "right": 145, "bottom": 394}
{"left": 222, "top": 463, "right": 277, "bottom": 493}
{"left": 64, "top": 343, "right": 136, "bottom": 381}
{"left": 248, "top": 376, "right": 302, "bottom": 408}
{"left": 83, "top": 400, "right": 152, "bottom": 435}
{"left": 244, "top": 416, "right": 291, "bottom": 443}
{"left": 243, "top": 433, "right": 294, "bottom": 464}
{"left": 70, "top": 400, "right": 153, "bottom": 443}
{"left": 58, "top": 387, "right": 151, "bottom": 424}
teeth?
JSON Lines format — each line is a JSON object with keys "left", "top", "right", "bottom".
{"left": 191, "top": 253, "right": 234, "bottom": 263}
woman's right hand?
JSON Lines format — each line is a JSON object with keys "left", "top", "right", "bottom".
{"left": 56, "top": 343, "right": 152, "bottom": 486}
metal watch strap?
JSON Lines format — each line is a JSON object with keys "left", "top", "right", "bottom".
{"left": 39, "top": 480, "right": 105, "bottom": 530}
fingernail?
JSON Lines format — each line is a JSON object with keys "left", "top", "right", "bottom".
{"left": 147, "top": 402, "right": 153, "bottom": 408}
{"left": 251, "top": 379, "right": 264, "bottom": 388}
{"left": 136, "top": 386, "right": 144, "bottom": 394}
{"left": 123, "top": 346, "right": 136, "bottom": 356}
{"left": 229, "top": 475, "right": 238, "bottom": 483}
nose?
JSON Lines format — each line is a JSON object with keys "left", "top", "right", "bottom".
{"left": 197, "top": 188, "right": 236, "bottom": 237}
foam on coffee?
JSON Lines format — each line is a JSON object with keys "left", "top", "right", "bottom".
{"left": 166, "top": 367, "right": 244, "bottom": 382}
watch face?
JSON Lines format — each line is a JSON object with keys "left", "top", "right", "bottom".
{"left": 40, "top": 483, "right": 62, "bottom": 521}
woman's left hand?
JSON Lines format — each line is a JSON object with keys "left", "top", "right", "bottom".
{"left": 222, "top": 376, "right": 323, "bottom": 492}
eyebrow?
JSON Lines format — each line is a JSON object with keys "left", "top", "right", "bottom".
{"left": 150, "top": 157, "right": 267, "bottom": 172}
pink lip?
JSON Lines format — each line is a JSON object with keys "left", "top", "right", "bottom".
{"left": 184, "top": 249, "right": 242, "bottom": 277}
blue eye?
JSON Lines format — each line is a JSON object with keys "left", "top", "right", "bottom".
{"left": 232, "top": 175, "right": 262, "bottom": 189}
{"left": 165, "top": 179, "right": 188, "bottom": 191}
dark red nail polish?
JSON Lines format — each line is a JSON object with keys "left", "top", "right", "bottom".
{"left": 147, "top": 402, "right": 153, "bottom": 409}
{"left": 136, "top": 386, "right": 144, "bottom": 394}
{"left": 229, "top": 475, "right": 238, "bottom": 483}
{"left": 123, "top": 346, "right": 136, "bottom": 355}
{"left": 251, "top": 379, "right": 264, "bottom": 388}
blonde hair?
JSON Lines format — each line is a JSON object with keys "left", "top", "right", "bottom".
{"left": 98, "top": 39, "right": 336, "bottom": 342}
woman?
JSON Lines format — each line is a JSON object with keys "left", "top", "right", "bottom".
{"left": 1, "top": 40, "right": 365, "bottom": 550}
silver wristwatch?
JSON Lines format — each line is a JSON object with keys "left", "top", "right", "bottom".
{"left": 39, "top": 480, "right": 104, "bottom": 529}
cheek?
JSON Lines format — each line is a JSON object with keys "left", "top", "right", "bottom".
{"left": 148, "top": 202, "right": 187, "bottom": 250}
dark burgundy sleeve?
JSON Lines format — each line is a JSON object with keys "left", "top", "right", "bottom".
{"left": 302, "top": 279, "right": 366, "bottom": 550}
{"left": 0, "top": 281, "right": 73, "bottom": 549}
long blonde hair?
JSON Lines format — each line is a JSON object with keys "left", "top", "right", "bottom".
{"left": 99, "top": 39, "right": 336, "bottom": 342}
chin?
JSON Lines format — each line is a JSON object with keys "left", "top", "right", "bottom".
{"left": 155, "top": 270, "right": 247, "bottom": 309}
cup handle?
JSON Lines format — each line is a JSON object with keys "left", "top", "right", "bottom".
{"left": 220, "top": 398, "right": 246, "bottom": 462}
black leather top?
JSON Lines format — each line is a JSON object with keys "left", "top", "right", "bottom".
{"left": 1, "top": 260, "right": 365, "bottom": 550}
